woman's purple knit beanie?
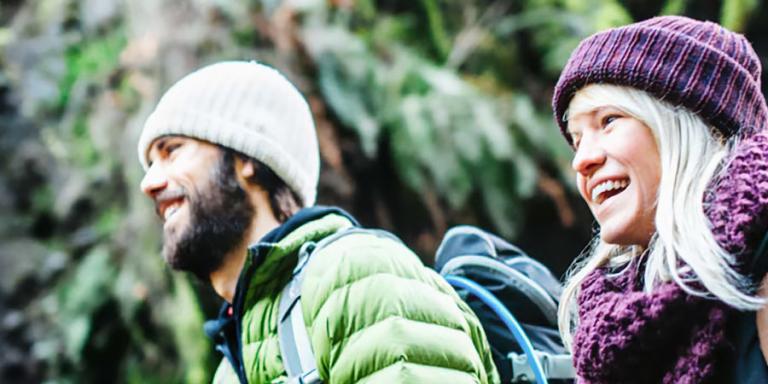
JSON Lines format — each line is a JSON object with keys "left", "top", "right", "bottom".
{"left": 553, "top": 15, "right": 768, "bottom": 268}
{"left": 552, "top": 15, "right": 768, "bottom": 144}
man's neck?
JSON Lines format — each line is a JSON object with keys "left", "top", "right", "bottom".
{"left": 209, "top": 212, "right": 282, "bottom": 303}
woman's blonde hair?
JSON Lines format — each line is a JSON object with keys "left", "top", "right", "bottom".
{"left": 558, "top": 84, "right": 765, "bottom": 349}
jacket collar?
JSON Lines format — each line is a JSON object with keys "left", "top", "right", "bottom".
{"left": 206, "top": 206, "right": 358, "bottom": 383}
{"left": 235, "top": 204, "right": 359, "bottom": 327}
{"left": 242, "top": 205, "right": 359, "bottom": 292}
{"left": 257, "top": 205, "right": 360, "bottom": 245}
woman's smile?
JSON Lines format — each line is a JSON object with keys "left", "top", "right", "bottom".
{"left": 568, "top": 96, "right": 660, "bottom": 247}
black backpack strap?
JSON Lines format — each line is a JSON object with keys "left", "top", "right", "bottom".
{"left": 750, "top": 230, "right": 768, "bottom": 280}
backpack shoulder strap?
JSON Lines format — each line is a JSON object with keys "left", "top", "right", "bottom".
{"left": 278, "top": 227, "right": 402, "bottom": 384}
{"left": 278, "top": 239, "right": 321, "bottom": 384}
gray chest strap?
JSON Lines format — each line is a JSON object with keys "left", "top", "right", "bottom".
{"left": 277, "top": 228, "right": 402, "bottom": 384}
{"left": 278, "top": 240, "right": 321, "bottom": 384}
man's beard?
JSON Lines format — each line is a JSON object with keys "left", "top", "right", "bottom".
{"left": 162, "top": 151, "right": 254, "bottom": 280}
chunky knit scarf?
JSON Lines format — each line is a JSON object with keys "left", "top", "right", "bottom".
{"left": 572, "top": 132, "right": 768, "bottom": 383}
{"left": 574, "top": 266, "right": 728, "bottom": 383}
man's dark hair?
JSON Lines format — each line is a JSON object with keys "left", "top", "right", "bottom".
{"left": 222, "top": 148, "right": 303, "bottom": 223}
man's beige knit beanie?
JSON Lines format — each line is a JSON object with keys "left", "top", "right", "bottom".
{"left": 138, "top": 61, "right": 319, "bottom": 206}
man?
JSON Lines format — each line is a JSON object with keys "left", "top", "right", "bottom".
{"left": 137, "top": 61, "right": 499, "bottom": 383}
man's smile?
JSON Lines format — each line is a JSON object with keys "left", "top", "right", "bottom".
{"left": 154, "top": 189, "right": 186, "bottom": 223}
{"left": 163, "top": 199, "right": 184, "bottom": 221}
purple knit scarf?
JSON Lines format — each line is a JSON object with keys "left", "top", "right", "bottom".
{"left": 572, "top": 132, "right": 768, "bottom": 383}
{"left": 573, "top": 265, "right": 728, "bottom": 383}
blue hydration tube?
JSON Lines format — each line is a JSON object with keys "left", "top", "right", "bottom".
{"left": 445, "top": 275, "right": 548, "bottom": 384}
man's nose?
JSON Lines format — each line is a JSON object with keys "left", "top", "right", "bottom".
{"left": 571, "top": 136, "right": 605, "bottom": 176}
{"left": 140, "top": 164, "right": 168, "bottom": 198}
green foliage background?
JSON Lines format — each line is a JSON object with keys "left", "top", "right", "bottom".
{"left": 0, "top": 0, "right": 765, "bottom": 382}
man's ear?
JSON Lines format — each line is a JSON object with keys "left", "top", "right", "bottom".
{"left": 231, "top": 155, "right": 255, "bottom": 189}
{"left": 239, "top": 158, "right": 256, "bottom": 180}
{"left": 235, "top": 157, "right": 268, "bottom": 194}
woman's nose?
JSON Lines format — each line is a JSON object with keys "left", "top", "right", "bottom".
{"left": 571, "top": 136, "right": 606, "bottom": 176}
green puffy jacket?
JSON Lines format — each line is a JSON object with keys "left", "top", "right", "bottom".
{"left": 209, "top": 207, "right": 499, "bottom": 383}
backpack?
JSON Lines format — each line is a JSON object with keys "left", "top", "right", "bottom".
{"left": 278, "top": 226, "right": 575, "bottom": 384}
{"left": 434, "top": 225, "right": 574, "bottom": 384}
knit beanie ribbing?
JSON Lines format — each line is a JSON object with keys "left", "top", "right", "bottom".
{"left": 552, "top": 16, "right": 768, "bottom": 260}
{"left": 552, "top": 16, "right": 768, "bottom": 142}
{"left": 138, "top": 61, "right": 319, "bottom": 206}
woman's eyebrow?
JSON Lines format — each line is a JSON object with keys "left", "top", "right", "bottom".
{"left": 592, "top": 105, "right": 624, "bottom": 115}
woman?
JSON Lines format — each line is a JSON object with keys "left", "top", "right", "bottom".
{"left": 552, "top": 16, "right": 768, "bottom": 383}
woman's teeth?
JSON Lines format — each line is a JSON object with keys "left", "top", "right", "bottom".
{"left": 591, "top": 179, "right": 629, "bottom": 203}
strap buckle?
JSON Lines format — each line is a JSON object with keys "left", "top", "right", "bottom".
{"left": 509, "top": 351, "right": 575, "bottom": 382}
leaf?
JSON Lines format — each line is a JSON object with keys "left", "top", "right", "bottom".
{"left": 54, "top": 246, "right": 117, "bottom": 360}
{"left": 721, "top": 0, "right": 760, "bottom": 32}
{"left": 661, "top": 0, "right": 689, "bottom": 15}
{"left": 164, "top": 274, "right": 212, "bottom": 384}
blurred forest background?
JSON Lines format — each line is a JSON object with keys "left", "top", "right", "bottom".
{"left": 1, "top": 0, "right": 766, "bottom": 382}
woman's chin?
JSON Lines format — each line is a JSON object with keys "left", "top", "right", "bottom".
{"left": 599, "top": 226, "right": 653, "bottom": 248}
